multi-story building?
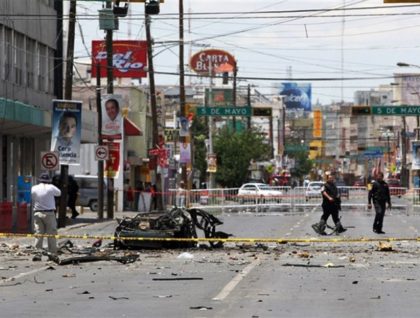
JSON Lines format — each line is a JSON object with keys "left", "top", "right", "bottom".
{"left": 0, "top": 0, "right": 60, "bottom": 201}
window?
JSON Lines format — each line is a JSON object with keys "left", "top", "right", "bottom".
{"left": 26, "top": 39, "right": 35, "bottom": 89}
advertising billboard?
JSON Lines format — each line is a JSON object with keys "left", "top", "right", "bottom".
{"left": 50, "top": 100, "right": 82, "bottom": 165}
{"left": 313, "top": 110, "right": 322, "bottom": 138}
{"left": 92, "top": 40, "right": 148, "bottom": 78}
{"left": 279, "top": 82, "right": 312, "bottom": 111}
{"left": 190, "top": 49, "right": 236, "bottom": 74}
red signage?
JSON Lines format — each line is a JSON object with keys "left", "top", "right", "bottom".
{"left": 189, "top": 49, "right": 236, "bottom": 74}
{"left": 92, "top": 40, "right": 148, "bottom": 78}
{"left": 104, "top": 142, "right": 120, "bottom": 178}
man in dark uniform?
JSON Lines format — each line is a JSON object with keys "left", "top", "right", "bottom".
{"left": 368, "top": 172, "right": 391, "bottom": 234}
{"left": 67, "top": 175, "right": 79, "bottom": 219}
{"left": 312, "top": 173, "right": 346, "bottom": 235}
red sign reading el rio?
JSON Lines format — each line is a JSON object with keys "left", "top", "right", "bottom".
{"left": 189, "top": 49, "right": 236, "bottom": 74}
{"left": 92, "top": 40, "right": 148, "bottom": 78}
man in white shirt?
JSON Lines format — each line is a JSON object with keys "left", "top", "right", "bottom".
{"left": 31, "top": 173, "right": 61, "bottom": 261}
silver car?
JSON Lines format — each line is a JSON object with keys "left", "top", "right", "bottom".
{"left": 74, "top": 175, "right": 107, "bottom": 212}
{"left": 305, "top": 181, "right": 324, "bottom": 201}
{"left": 237, "top": 183, "right": 283, "bottom": 203}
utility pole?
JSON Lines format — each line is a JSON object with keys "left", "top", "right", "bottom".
{"left": 106, "top": 0, "right": 114, "bottom": 219}
{"left": 232, "top": 62, "right": 237, "bottom": 132}
{"left": 54, "top": 0, "right": 63, "bottom": 100}
{"left": 179, "top": 0, "right": 187, "bottom": 187}
{"left": 58, "top": 0, "right": 77, "bottom": 228}
{"left": 96, "top": 63, "right": 104, "bottom": 220}
{"left": 145, "top": 12, "right": 162, "bottom": 209}
{"left": 247, "top": 84, "right": 251, "bottom": 129}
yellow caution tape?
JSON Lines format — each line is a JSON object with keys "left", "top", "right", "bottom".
{"left": 1, "top": 232, "right": 420, "bottom": 244}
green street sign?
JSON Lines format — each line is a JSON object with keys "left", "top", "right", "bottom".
{"left": 285, "top": 144, "right": 309, "bottom": 152}
{"left": 196, "top": 106, "right": 252, "bottom": 117}
{"left": 372, "top": 105, "right": 420, "bottom": 116}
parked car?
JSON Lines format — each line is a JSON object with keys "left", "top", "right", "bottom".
{"left": 305, "top": 181, "right": 324, "bottom": 201}
{"left": 386, "top": 178, "right": 406, "bottom": 198}
{"left": 237, "top": 183, "right": 283, "bottom": 203}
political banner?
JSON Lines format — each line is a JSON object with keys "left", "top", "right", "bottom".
{"left": 412, "top": 141, "right": 420, "bottom": 170}
{"left": 102, "top": 94, "right": 123, "bottom": 140}
{"left": 50, "top": 100, "right": 82, "bottom": 165}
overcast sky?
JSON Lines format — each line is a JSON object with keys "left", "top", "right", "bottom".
{"left": 73, "top": 0, "right": 420, "bottom": 105}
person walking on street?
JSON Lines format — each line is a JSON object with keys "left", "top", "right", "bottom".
{"left": 67, "top": 175, "right": 79, "bottom": 219}
{"left": 176, "top": 181, "right": 186, "bottom": 208}
{"left": 368, "top": 172, "right": 391, "bottom": 234}
{"left": 312, "top": 173, "right": 346, "bottom": 235}
{"left": 31, "top": 173, "right": 61, "bottom": 261}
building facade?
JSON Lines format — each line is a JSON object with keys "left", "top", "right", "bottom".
{"left": 0, "top": 0, "right": 59, "bottom": 202}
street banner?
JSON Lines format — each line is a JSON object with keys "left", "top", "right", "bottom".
{"left": 104, "top": 141, "right": 120, "bottom": 178}
{"left": 412, "top": 141, "right": 420, "bottom": 170}
{"left": 279, "top": 82, "right": 312, "bottom": 111}
{"left": 207, "top": 154, "right": 217, "bottom": 173}
{"left": 180, "top": 142, "right": 191, "bottom": 164}
{"left": 91, "top": 40, "right": 148, "bottom": 78}
{"left": 50, "top": 100, "right": 82, "bottom": 165}
{"left": 313, "top": 110, "right": 322, "bottom": 138}
{"left": 101, "top": 94, "right": 123, "bottom": 140}
{"left": 178, "top": 116, "right": 190, "bottom": 137}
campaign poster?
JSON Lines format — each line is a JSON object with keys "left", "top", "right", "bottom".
{"left": 207, "top": 154, "right": 217, "bottom": 173}
{"left": 279, "top": 82, "right": 312, "bottom": 111}
{"left": 50, "top": 100, "right": 82, "bottom": 165}
{"left": 412, "top": 141, "right": 420, "bottom": 170}
{"left": 102, "top": 94, "right": 123, "bottom": 140}
{"left": 180, "top": 142, "right": 191, "bottom": 164}
{"left": 104, "top": 141, "right": 120, "bottom": 178}
{"left": 178, "top": 116, "right": 190, "bottom": 137}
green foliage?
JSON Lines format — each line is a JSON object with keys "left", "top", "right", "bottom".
{"left": 288, "top": 146, "right": 313, "bottom": 181}
{"left": 214, "top": 127, "right": 271, "bottom": 188}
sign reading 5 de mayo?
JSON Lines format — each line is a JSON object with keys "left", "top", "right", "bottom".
{"left": 372, "top": 105, "right": 420, "bottom": 115}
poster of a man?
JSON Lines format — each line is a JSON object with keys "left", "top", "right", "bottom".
{"left": 50, "top": 100, "right": 82, "bottom": 165}
{"left": 412, "top": 141, "right": 420, "bottom": 170}
{"left": 102, "top": 95, "right": 123, "bottom": 139}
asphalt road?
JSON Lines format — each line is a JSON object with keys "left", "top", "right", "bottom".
{"left": 1, "top": 205, "right": 420, "bottom": 318}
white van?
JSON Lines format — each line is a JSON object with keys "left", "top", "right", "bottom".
{"left": 74, "top": 175, "right": 107, "bottom": 212}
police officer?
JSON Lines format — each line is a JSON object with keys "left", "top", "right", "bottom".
{"left": 368, "top": 172, "right": 391, "bottom": 234}
{"left": 312, "top": 173, "right": 346, "bottom": 235}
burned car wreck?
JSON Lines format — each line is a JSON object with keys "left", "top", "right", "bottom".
{"left": 114, "top": 207, "right": 232, "bottom": 249}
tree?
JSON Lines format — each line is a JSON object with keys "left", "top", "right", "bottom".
{"left": 287, "top": 147, "right": 313, "bottom": 183}
{"left": 213, "top": 127, "right": 271, "bottom": 187}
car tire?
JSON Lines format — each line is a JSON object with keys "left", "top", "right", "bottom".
{"left": 89, "top": 200, "right": 99, "bottom": 212}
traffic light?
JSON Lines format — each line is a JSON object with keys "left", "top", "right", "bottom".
{"left": 351, "top": 106, "right": 371, "bottom": 116}
{"left": 113, "top": 1, "right": 129, "bottom": 17}
{"left": 252, "top": 108, "right": 272, "bottom": 117}
{"left": 145, "top": 0, "right": 160, "bottom": 15}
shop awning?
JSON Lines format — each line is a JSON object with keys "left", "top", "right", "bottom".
{"left": 124, "top": 117, "right": 142, "bottom": 136}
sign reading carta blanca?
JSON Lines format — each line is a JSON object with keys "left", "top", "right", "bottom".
{"left": 189, "top": 49, "right": 236, "bottom": 74}
{"left": 91, "top": 40, "right": 148, "bottom": 78}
